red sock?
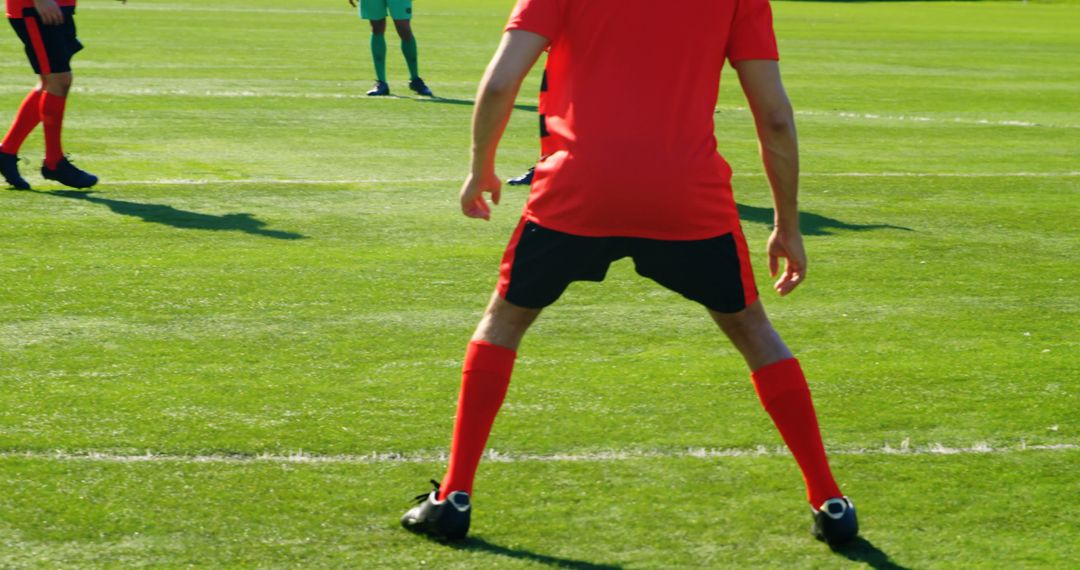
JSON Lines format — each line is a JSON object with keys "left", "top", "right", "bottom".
{"left": 1, "top": 89, "right": 43, "bottom": 155}
{"left": 39, "top": 92, "right": 66, "bottom": 169}
{"left": 439, "top": 340, "right": 516, "bottom": 500}
{"left": 751, "top": 358, "right": 842, "bottom": 507}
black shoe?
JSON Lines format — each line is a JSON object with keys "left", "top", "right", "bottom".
{"left": 41, "top": 157, "right": 97, "bottom": 189}
{"left": 408, "top": 77, "right": 433, "bottom": 97}
{"left": 507, "top": 166, "right": 535, "bottom": 186}
{"left": 367, "top": 80, "right": 390, "bottom": 96}
{"left": 811, "top": 496, "right": 859, "bottom": 545}
{"left": 400, "top": 480, "right": 471, "bottom": 541}
{"left": 0, "top": 151, "right": 30, "bottom": 190}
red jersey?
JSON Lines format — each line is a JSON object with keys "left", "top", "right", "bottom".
{"left": 507, "top": 0, "right": 779, "bottom": 240}
{"left": 6, "top": 0, "right": 76, "bottom": 19}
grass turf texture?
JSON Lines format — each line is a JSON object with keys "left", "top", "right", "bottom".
{"left": 1, "top": 0, "right": 1077, "bottom": 567}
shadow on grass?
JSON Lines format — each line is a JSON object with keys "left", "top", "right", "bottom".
{"left": 415, "top": 95, "right": 538, "bottom": 113}
{"left": 32, "top": 190, "right": 305, "bottom": 240}
{"left": 449, "top": 536, "right": 622, "bottom": 570}
{"left": 831, "top": 537, "right": 912, "bottom": 570}
{"left": 737, "top": 203, "right": 913, "bottom": 236}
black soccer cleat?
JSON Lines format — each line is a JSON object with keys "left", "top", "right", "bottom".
{"left": 811, "top": 496, "right": 859, "bottom": 545}
{"left": 408, "top": 77, "right": 433, "bottom": 97}
{"left": 507, "top": 166, "right": 535, "bottom": 186}
{"left": 400, "top": 479, "right": 471, "bottom": 541}
{"left": 367, "top": 80, "right": 390, "bottom": 96}
{"left": 41, "top": 157, "right": 97, "bottom": 189}
{"left": 0, "top": 151, "right": 30, "bottom": 190}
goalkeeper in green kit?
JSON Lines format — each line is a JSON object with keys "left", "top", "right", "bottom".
{"left": 349, "top": 0, "right": 433, "bottom": 97}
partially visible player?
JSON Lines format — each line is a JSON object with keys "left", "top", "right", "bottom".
{"left": 507, "top": 54, "right": 549, "bottom": 187}
{"left": 505, "top": 166, "right": 533, "bottom": 186}
{"left": 348, "top": 0, "right": 432, "bottom": 97}
{"left": 0, "top": 0, "right": 122, "bottom": 190}
{"left": 400, "top": 0, "right": 860, "bottom": 547}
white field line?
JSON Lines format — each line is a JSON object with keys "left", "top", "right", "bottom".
{"left": 91, "top": 3, "right": 464, "bottom": 17}
{"left": 0, "top": 85, "right": 1070, "bottom": 129}
{"left": 798, "top": 171, "right": 1080, "bottom": 178}
{"left": 100, "top": 171, "right": 1080, "bottom": 186}
{"left": 101, "top": 177, "right": 460, "bottom": 186}
{"left": 90, "top": 3, "right": 346, "bottom": 16}
{"left": 0, "top": 87, "right": 396, "bottom": 100}
{"left": 721, "top": 106, "right": 1078, "bottom": 129}
{"left": 0, "top": 442, "right": 1075, "bottom": 465}
{"left": 795, "top": 109, "right": 1063, "bottom": 129}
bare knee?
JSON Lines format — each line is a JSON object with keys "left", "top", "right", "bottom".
{"left": 472, "top": 293, "right": 541, "bottom": 351}
{"left": 369, "top": 18, "right": 387, "bottom": 35}
{"left": 43, "top": 72, "right": 72, "bottom": 97}
{"left": 393, "top": 20, "right": 414, "bottom": 41}
{"left": 710, "top": 301, "right": 793, "bottom": 371}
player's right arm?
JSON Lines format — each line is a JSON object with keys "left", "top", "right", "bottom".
{"left": 460, "top": 29, "right": 549, "bottom": 220}
{"left": 32, "top": 0, "right": 64, "bottom": 25}
{"left": 734, "top": 59, "right": 806, "bottom": 296}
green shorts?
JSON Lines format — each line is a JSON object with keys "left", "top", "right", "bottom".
{"left": 359, "top": 0, "right": 412, "bottom": 21}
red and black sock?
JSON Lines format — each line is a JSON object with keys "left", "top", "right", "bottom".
{"left": 1, "top": 89, "right": 43, "bottom": 155}
{"left": 751, "top": 358, "right": 843, "bottom": 507}
{"left": 438, "top": 340, "right": 516, "bottom": 500}
{"left": 39, "top": 91, "right": 66, "bottom": 169}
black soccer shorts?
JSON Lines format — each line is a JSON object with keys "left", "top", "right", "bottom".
{"left": 8, "top": 6, "right": 83, "bottom": 75}
{"left": 496, "top": 219, "right": 759, "bottom": 313}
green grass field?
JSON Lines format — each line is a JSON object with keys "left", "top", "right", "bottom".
{"left": 1, "top": 0, "right": 1078, "bottom": 567}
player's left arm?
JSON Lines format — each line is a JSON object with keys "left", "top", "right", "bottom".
{"left": 460, "top": 30, "right": 549, "bottom": 220}
{"left": 734, "top": 58, "right": 805, "bottom": 296}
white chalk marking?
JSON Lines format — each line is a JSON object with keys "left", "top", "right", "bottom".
{"left": 95, "top": 171, "right": 1080, "bottom": 187}
{"left": 0, "top": 84, "right": 1067, "bottom": 129}
{"left": 102, "top": 178, "right": 459, "bottom": 186}
{"left": 90, "top": 3, "right": 346, "bottom": 16}
{"left": 0, "top": 442, "right": 1074, "bottom": 465}
{"left": 718, "top": 106, "right": 1076, "bottom": 129}
{"left": 799, "top": 171, "right": 1080, "bottom": 178}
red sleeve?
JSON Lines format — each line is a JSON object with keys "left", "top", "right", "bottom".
{"left": 727, "top": 0, "right": 779, "bottom": 62}
{"left": 505, "top": 0, "right": 560, "bottom": 42}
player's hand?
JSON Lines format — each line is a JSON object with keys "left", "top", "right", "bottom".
{"left": 459, "top": 170, "right": 502, "bottom": 221}
{"left": 766, "top": 227, "right": 807, "bottom": 296}
{"left": 32, "top": 0, "right": 64, "bottom": 25}
{"left": 348, "top": 0, "right": 357, "bottom": 7}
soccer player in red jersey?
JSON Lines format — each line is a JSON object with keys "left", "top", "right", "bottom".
{"left": 401, "top": 0, "right": 859, "bottom": 546}
{"left": 0, "top": 0, "right": 122, "bottom": 189}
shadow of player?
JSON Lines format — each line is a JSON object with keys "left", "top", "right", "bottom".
{"left": 414, "top": 95, "right": 538, "bottom": 113}
{"left": 737, "top": 203, "right": 913, "bottom": 236}
{"left": 40, "top": 190, "right": 305, "bottom": 240}
{"left": 831, "top": 536, "right": 913, "bottom": 570}
{"left": 445, "top": 536, "right": 622, "bottom": 570}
